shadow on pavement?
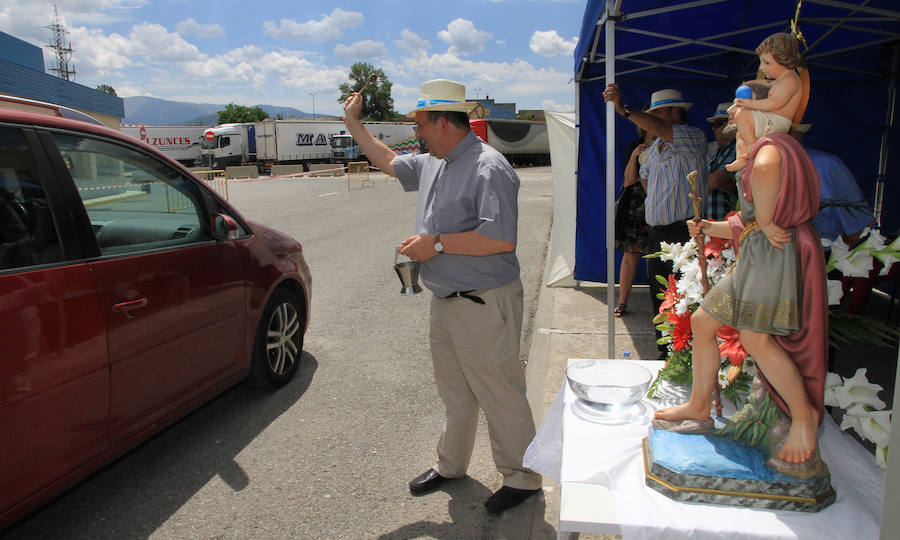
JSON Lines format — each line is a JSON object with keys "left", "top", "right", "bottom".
{"left": 2, "top": 352, "right": 319, "bottom": 540}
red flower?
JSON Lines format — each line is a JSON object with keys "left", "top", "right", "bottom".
{"left": 716, "top": 325, "right": 748, "bottom": 366}
{"left": 668, "top": 310, "right": 692, "bottom": 352}
{"left": 704, "top": 236, "right": 731, "bottom": 258}
{"left": 659, "top": 274, "right": 679, "bottom": 316}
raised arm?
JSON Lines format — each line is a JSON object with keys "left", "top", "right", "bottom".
{"left": 735, "top": 75, "right": 800, "bottom": 112}
{"left": 603, "top": 84, "right": 675, "bottom": 142}
{"left": 342, "top": 93, "right": 399, "bottom": 177}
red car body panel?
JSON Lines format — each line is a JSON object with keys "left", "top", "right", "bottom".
{"left": 0, "top": 103, "right": 311, "bottom": 530}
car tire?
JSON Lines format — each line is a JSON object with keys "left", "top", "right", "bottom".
{"left": 249, "top": 288, "right": 305, "bottom": 388}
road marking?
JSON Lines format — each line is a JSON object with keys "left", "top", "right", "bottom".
{"left": 318, "top": 191, "right": 340, "bottom": 197}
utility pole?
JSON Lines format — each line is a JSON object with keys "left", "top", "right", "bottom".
{"left": 46, "top": 5, "right": 76, "bottom": 81}
{"left": 310, "top": 91, "right": 317, "bottom": 119}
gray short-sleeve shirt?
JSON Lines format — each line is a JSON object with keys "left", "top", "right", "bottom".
{"left": 393, "top": 131, "right": 520, "bottom": 298}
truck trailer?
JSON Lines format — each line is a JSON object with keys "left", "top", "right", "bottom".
{"left": 199, "top": 120, "right": 419, "bottom": 172}
{"left": 120, "top": 124, "right": 208, "bottom": 165}
{"left": 469, "top": 119, "right": 550, "bottom": 166}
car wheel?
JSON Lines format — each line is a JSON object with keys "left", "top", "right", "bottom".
{"left": 249, "top": 288, "right": 305, "bottom": 387}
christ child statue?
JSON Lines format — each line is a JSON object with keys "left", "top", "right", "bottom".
{"left": 726, "top": 33, "right": 804, "bottom": 172}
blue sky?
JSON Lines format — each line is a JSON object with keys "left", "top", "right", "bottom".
{"left": 2, "top": 0, "right": 585, "bottom": 116}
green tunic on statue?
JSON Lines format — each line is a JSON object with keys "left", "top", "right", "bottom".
{"left": 701, "top": 188, "right": 800, "bottom": 336}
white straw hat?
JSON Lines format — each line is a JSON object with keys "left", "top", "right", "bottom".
{"left": 407, "top": 79, "right": 481, "bottom": 117}
{"left": 647, "top": 89, "right": 692, "bottom": 112}
{"left": 706, "top": 102, "right": 732, "bottom": 123}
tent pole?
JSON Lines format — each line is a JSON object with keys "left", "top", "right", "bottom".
{"left": 605, "top": 0, "right": 618, "bottom": 360}
{"left": 874, "top": 43, "right": 898, "bottom": 228}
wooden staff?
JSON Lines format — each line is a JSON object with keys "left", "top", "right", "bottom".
{"left": 687, "top": 171, "right": 710, "bottom": 295}
{"left": 687, "top": 170, "right": 721, "bottom": 416}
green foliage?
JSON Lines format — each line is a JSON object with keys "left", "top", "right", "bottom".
{"left": 217, "top": 103, "right": 270, "bottom": 124}
{"left": 720, "top": 369, "right": 753, "bottom": 408}
{"left": 647, "top": 349, "right": 693, "bottom": 398}
{"left": 338, "top": 63, "right": 395, "bottom": 121}
{"left": 96, "top": 84, "right": 117, "bottom": 95}
{"left": 829, "top": 309, "right": 899, "bottom": 349}
{"left": 715, "top": 389, "right": 780, "bottom": 447}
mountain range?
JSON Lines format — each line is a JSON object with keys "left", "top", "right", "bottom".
{"left": 122, "top": 96, "right": 321, "bottom": 126}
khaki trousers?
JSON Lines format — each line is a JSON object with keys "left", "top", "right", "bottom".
{"left": 428, "top": 278, "right": 542, "bottom": 490}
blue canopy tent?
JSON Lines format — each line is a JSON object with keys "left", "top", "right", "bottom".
{"left": 572, "top": 2, "right": 900, "bottom": 527}
{"left": 574, "top": 0, "right": 900, "bottom": 358}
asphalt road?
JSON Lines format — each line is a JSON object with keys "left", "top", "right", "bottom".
{"left": 3, "top": 166, "right": 554, "bottom": 539}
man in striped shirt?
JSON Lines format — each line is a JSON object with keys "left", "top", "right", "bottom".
{"left": 604, "top": 86, "right": 709, "bottom": 356}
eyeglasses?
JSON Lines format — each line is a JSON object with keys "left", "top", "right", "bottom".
{"left": 711, "top": 120, "right": 728, "bottom": 128}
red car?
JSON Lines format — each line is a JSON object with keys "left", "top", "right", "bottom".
{"left": 0, "top": 96, "right": 311, "bottom": 530}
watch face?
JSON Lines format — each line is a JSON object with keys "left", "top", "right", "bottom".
{"left": 435, "top": 241, "right": 444, "bottom": 252}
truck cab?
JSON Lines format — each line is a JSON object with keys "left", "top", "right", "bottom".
{"left": 198, "top": 124, "right": 256, "bottom": 168}
{"left": 330, "top": 134, "right": 363, "bottom": 162}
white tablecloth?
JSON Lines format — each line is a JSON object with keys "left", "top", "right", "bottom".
{"left": 524, "top": 359, "right": 886, "bottom": 540}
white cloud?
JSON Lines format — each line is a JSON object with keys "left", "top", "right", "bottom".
{"left": 128, "top": 22, "right": 203, "bottom": 63}
{"left": 437, "top": 19, "right": 493, "bottom": 55}
{"left": 176, "top": 18, "right": 224, "bottom": 38}
{"left": 530, "top": 30, "right": 577, "bottom": 57}
{"left": 394, "top": 29, "right": 431, "bottom": 53}
{"left": 263, "top": 8, "right": 363, "bottom": 42}
{"left": 542, "top": 99, "right": 574, "bottom": 112}
{"left": 333, "top": 40, "right": 387, "bottom": 59}
{"left": 392, "top": 52, "right": 571, "bottom": 111}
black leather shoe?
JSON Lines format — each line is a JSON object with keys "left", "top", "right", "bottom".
{"left": 409, "top": 468, "right": 450, "bottom": 495}
{"left": 484, "top": 486, "right": 542, "bottom": 513}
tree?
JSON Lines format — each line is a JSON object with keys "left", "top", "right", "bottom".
{"left": 96, "top": 84, "right": 117, "bottom": 96}
{"left": 217, "top": 103, "right": 270, "bottom": 124}
{"left": 338, "top": 63, "right": 395, "bottom": 121}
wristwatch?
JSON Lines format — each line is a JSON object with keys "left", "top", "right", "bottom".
{"left": 622, "top": 105, "right": 633, "bottom": 118}
{"left": 434, "top": 235, "right": 444, "bottom": 254}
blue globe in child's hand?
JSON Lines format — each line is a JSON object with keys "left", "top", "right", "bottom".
{"left": 735, "top": 85, "right": 753, "bottom": 100}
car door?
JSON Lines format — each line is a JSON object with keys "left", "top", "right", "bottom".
{"left": 0, "top": 125, "right": 109, "bottom": 516}
{"left": 45, "top": 131, "right": 248, "bottom": 445}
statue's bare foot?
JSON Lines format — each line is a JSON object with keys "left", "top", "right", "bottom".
{"left": 725, "top": 156, "right": 747, "bottom": 172}
{"left": 777, "top": 408, "right": 820, "bottom": 463}
{"left": 654, "top": 402, "right": 710, "bottom": 422}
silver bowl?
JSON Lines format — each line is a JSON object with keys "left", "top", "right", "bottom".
{"left": 566, "top": 359, "right": 653, "bottom": 410}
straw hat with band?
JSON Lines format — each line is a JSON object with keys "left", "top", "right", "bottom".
{"left": 407, "top": 79, "right": 483, "bottom": 118}
{"left": 646, "top": 89, "right": 693, "bottom": 112}
{"left": 707, "top": 102, "right": 732, "bottom": 123}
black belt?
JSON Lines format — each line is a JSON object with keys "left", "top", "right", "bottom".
{"left": 442, "top": 290, "right": 485, "bottom": 304}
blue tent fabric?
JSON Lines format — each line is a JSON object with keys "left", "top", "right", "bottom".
{"left": 574, "top": 0, "right": 900, "bottom": 282}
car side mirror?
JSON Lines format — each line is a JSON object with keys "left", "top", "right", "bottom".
{"left": 212, "top": 213, "right": 240, "bottom": 242}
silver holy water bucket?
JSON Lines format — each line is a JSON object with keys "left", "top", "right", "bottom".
{"left": 393, "top": 247, "right": 422, "bottom": 295}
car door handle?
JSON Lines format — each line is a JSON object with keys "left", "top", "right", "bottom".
{"left": 112, "top": 298, "right": 148, "bottom": 315}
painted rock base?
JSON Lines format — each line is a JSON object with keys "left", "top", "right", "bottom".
{"left": 643, "top": 428, "right": 836, "bottom": 512}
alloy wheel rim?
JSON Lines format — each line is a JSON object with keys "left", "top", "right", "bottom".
{"left": 265, "top": 301, "right": 300, "bottom": 375}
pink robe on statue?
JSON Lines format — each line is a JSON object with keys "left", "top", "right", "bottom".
{"left": 725, "top": 133, "right": 828, "bottom": 419}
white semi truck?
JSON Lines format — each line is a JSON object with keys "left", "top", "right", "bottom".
{"left": 120, "top": 124, "right": 209, "bottom": 165}
{"left": 198, "top": 120, "right": 419, "bottom": 172}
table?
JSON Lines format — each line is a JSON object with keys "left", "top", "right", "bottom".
{"left": 524, "top": 359, "right": 886, "bottom": 540}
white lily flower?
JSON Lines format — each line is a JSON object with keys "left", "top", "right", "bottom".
{"left": 876, "top": 445, "right": 889, "bottom": 469}
{"left": 826, "top": 280, "right": 844, "bottom": 306}
{"left": 860, "top": 228, "right": 886, "bottom": 251}
{"left": 824, "top": 372, "right": 843, "bottom": 407}
{"left": 843, "top": 404, "right": 892, "bottom": 448}
{"left": 834, "top": 248, "right": 874, "bottom": 278}
{"left": 874, "top": 251, "right": 899, "bottom": 275}
{"left": 825, "top": 236, "right": 851, "bottom": 272}
{"left": 832, "top": 368, "right": 886, "bottom": 409}
{"left": 840, "top": 410, "right": 862, "bottom": 433}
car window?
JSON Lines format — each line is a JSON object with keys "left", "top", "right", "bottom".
{"left": 50, "top": 133, "right": 212, "bottom": 255}
{"left": 0, "top": 126, "right": 64, "bottom": 270}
